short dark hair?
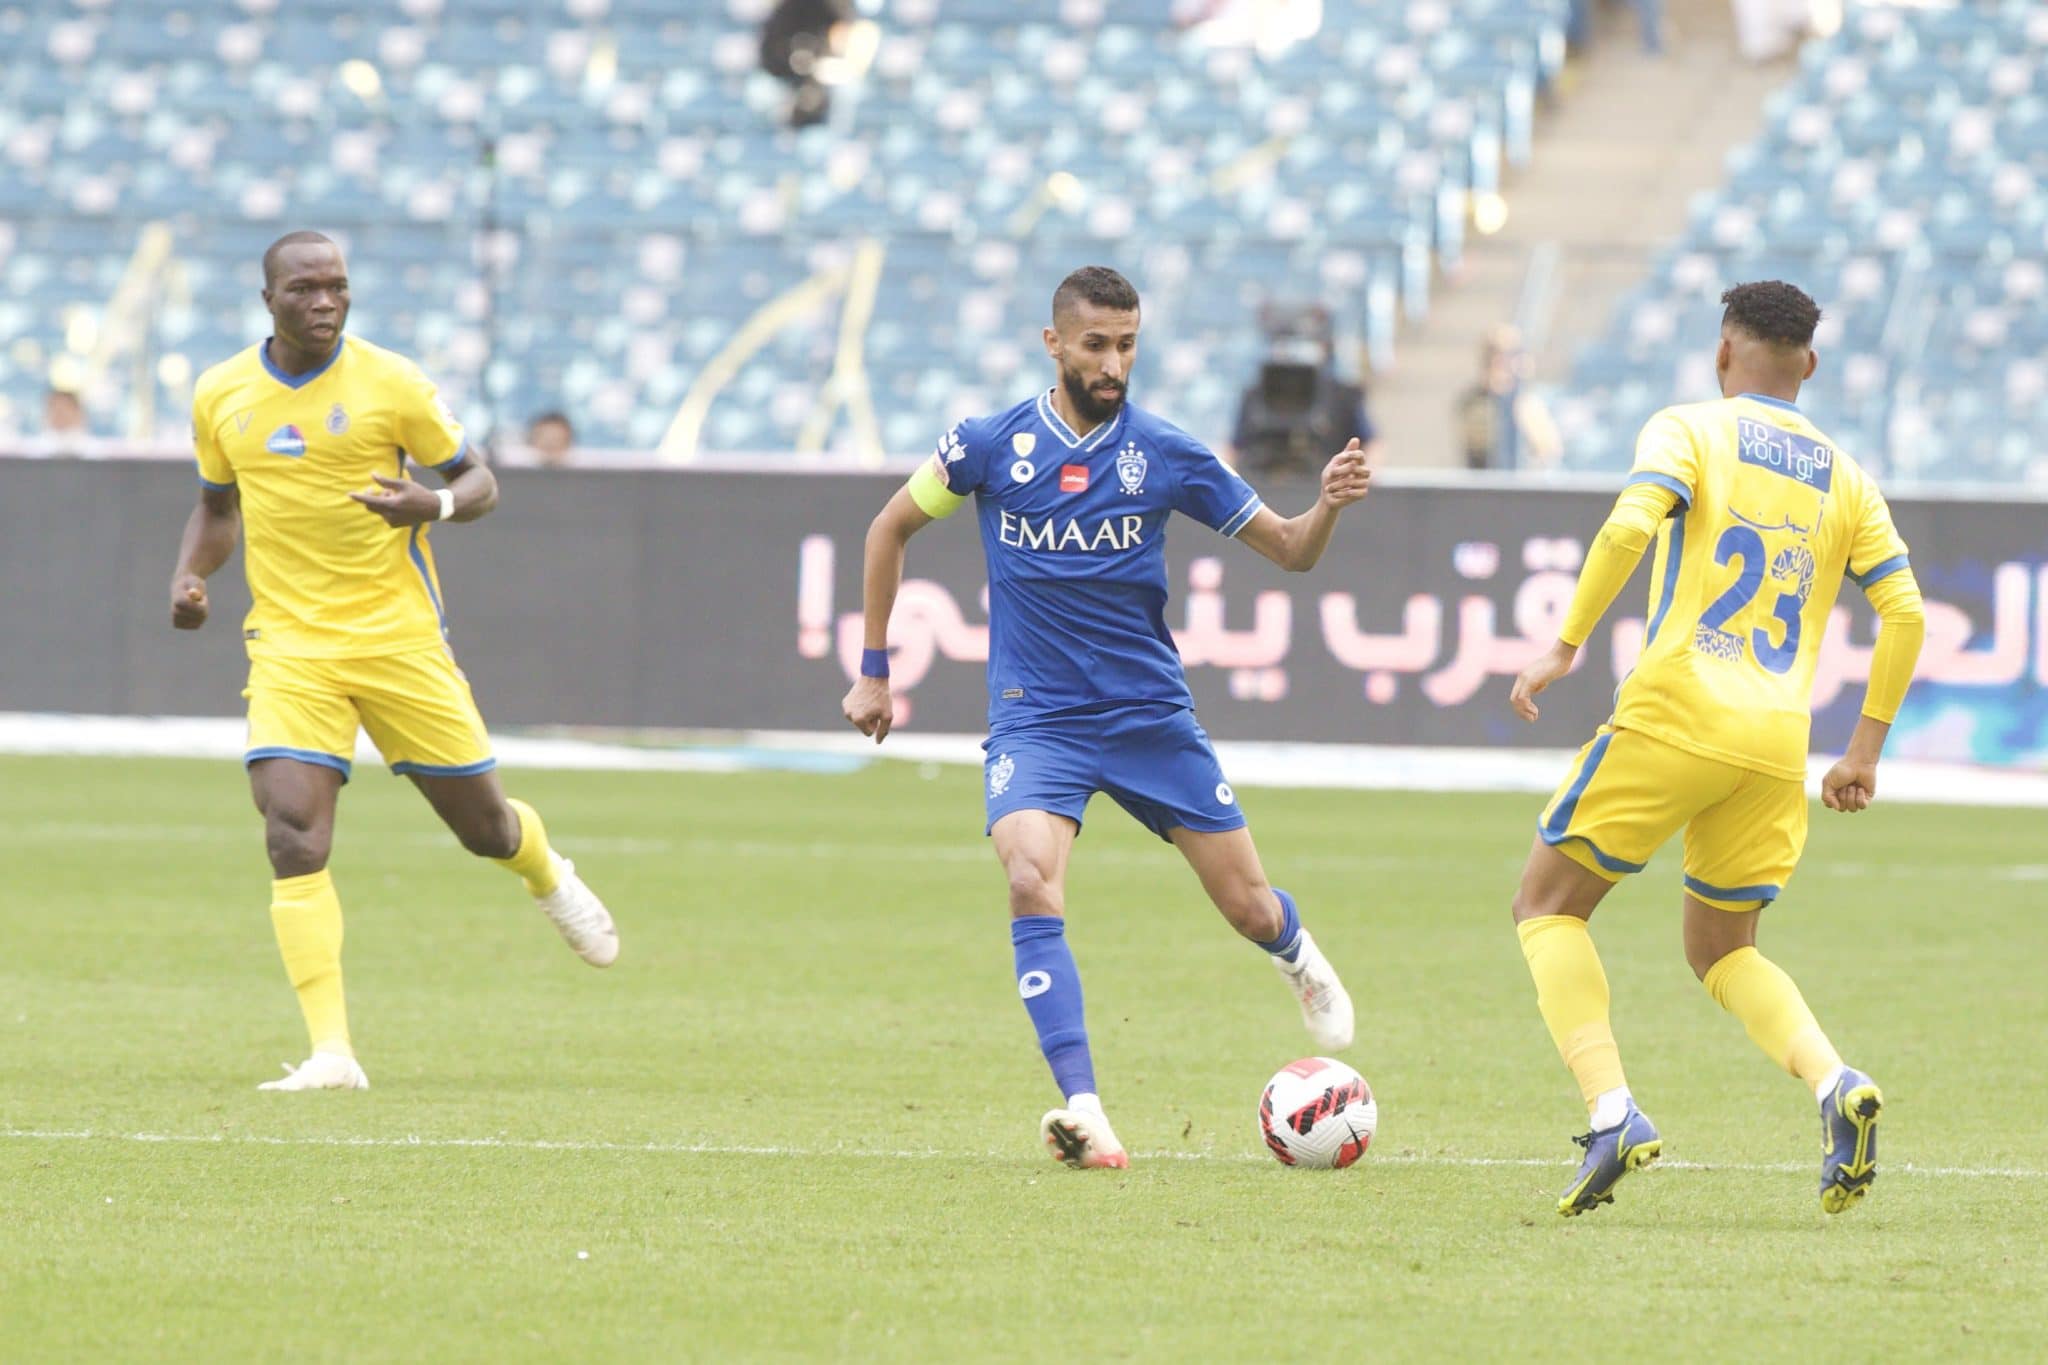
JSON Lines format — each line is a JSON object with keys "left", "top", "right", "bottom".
{"left": 1052, "top": 266, "right": 1140, "bottom": 325}
{"left": 1720, "top": 281, "right": 1821, "bottom": 349}
{"left": 263, "top": 230, "right": 339, "bottom": 287}
{"left": 528, "top": 410, "right": 573, "bottom": 432}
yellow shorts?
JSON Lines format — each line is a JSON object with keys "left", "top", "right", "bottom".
{"left": 244, "top": 646, "right": 495, "bottom": 783}
{"left": 1537, "top": 726, "right": 1805, "bottom": 911}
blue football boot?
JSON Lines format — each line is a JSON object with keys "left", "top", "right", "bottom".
{"left": 1819, "top": 1067, "right": 1883, "bottom": 1215}
{"left": 1557, "top": 1101, "right": 1662, "bottom": 1217}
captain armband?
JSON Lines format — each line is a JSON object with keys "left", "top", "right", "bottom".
{"left": 906, "top": 455, "right": 967, "bottom": 519}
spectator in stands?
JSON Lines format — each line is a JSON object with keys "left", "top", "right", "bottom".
{"left": 1568, "top": 0, "right": 1664, "bottom": 55}
{"left": 525, "top": 411, "right": 576, "bottom": 469}
{"left": 1455, "top": 326, "right": 1562, "bottom": 471}
{"left": 1729, "top": 0, "right": 1830, "bottom": 62}
{"left": 1227, "top": 308, "right": 1381, "bottom": 480}
{"left": 22, "top": 386, "right": 101, "bottom": 458}
{"left": 759, "top": 0, "right": 877, "bottom": 129}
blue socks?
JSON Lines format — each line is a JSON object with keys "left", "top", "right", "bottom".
{"left": 1011, "top": 915, "right": 1096, "bottom": 1101}
{"left": 1256, "top": 888, "right": 1304, "bottom": 963}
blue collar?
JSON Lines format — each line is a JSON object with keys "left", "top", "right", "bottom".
{"left": 261, "top": 336, "right": 344, "bottom": 389}
{"left": 1737, "top": 391, "right": 1800, "bottom": 413}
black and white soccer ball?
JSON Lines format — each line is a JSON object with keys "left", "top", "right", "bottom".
{"left": 1258, "top": 1057, "right": 1377, "bottom": 1169}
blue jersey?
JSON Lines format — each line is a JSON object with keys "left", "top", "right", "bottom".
{"left": 929, "top": 390, "right": 1265, "bottom": 731}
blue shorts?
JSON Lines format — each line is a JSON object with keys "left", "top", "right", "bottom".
{"left": 982, "top": 703, "right": 1247, "bottom": 842}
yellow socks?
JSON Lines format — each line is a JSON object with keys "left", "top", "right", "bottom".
{"left": 270, "top": 869, "right": 351, "bottom": 1058}
{"left": 1703, "top": 946, "right": 1842, "bottom": 1090}
{"left": 1517, "top": 915, "right": 1628, "bottom": 1111}
{"left": 496, "top": 797, "right": 560, "bottom": 896}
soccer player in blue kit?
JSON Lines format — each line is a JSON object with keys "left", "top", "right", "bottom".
{"left": 841, "top": 268, "right": 1373, "bottom": 1168}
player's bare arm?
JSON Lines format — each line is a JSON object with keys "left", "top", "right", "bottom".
{"left": 1234, "top": 438, "right": 1372, "bottom": 572}
{"left": 841, "top": 482, "right": 936, "bottom": 743}
{"left": 169, "top": 483, "right": 241, "bottom": 630}
{"left": 349, "top": 457, "right": 499, "bottom": 527}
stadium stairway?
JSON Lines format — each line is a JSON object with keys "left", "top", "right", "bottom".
{"left": 1372, "top": 0, "right": 1782, "bottom": 469}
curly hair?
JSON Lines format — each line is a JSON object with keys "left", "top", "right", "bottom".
{"left": 1052, "top": 266, "right": 1141, "bottom": 324}
{"left": 1721, "top": 281, "right": 1821, "bottom": 349}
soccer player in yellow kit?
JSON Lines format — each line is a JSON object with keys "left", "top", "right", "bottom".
{"left": 170, "top": 231, "right": 619, "bottom": 1092}
{"left": 1506, "top": 282, "right": 1925, "bottom": 1216}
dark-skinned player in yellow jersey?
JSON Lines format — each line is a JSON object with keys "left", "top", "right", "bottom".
{"left": 171, "top": 230, "right": 619, "bottom": 1091}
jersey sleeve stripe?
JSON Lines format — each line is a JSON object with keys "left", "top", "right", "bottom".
{"left": 1849, "top": 553, "right": 1910, "bottom": 589}
{"left": 1643, "top": 512, "right": 1687, "bottom": 644}
{"left": 198, "top": 476, "right": 236, "bottom": 491}
{"left": 1219, "top": 494, "right": 1263, "bottom": 537}
{"left": 1683, "top": 873, "right": 1782, "bottom": 903}
{"left": 430, "top": 440, "right": 470, "bottom": 474}
{"left": 1624, "top": 471, "right": 1692, "bottom": 508}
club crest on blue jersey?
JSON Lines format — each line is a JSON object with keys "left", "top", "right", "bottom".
{"left": 326, "top": 403, "right": 350, "bottom": 435}
{"left": 1115, "top": 441, "right": 1147, "bottom": 494}
{"left": 989, "top": 752, "right": 1015, "bottom": 797}
{"left": 265, "top": 424, "right": 307, "bottom": 457}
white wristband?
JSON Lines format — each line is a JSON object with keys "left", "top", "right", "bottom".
{"left": 435, "top": 488, "right": 456, "bottom": 521}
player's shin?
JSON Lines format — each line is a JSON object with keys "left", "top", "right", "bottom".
{"left": 1516, "top": 915, "right": 1629, "bottom": 1117}
{"left": 1702, "top": 946, "right": 1842, "bottom": 1094}
{"left": 494, "top": 797, "right": 561, "bottom": 896}
{"left": 270, "top": 869, "right": 350, "bottom": 1057}
{"left": 1011, "top": 916, "right": 1096, "bottom": 1102}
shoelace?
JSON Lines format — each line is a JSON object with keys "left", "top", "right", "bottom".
{"left": 1572, "top": 1131, "right": 1596, "bottom": 1151}
{"left": 551, "top": 894, "right": 608, "bottom": 938}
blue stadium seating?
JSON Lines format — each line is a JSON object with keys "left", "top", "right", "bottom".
{"left": 1559, "top": 0, "right": 2048, "bottom": 486}
{"left": 0, "top": 0, "right": 1566, "bottom": 455}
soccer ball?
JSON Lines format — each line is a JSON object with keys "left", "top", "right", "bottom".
{"left": 1258, "top": 1057, "right": 1377, "bottom": 1168}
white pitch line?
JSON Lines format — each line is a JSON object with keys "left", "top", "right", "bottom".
{"left": 1, "top": 1128, "right": 2040, "bottom": 1180}
{"left": 9, "top": 822, "right": 2048, "bottom": 884}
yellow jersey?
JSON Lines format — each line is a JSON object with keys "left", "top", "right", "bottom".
{"left": 192, "top": 335, "right": 469, "bottom": 659}
{"left": 1616, "top": 394, "right": 1910, "bottom": 781}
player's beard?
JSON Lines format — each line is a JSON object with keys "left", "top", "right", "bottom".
{"left": 1060, "top": 364, "right": 1126, "bottom": 427}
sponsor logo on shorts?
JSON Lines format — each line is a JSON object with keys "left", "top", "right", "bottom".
{"left": 1215, "top": 782, "right": 1236, "bottom": 806}
{"left": 989, "top": 752, "right": 1015, "bottom": 797}
{"left": 1018, "top": 970, "right": 1051, "bottom": 999}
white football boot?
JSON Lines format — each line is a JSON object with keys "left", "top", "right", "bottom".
{"left": 257, "top": 1050, "right": 369, "bottom": 1092}
{"left": 1273, "top": 929, "right": 1355, "bottom": 1051}
{"left": 1039, "top": 1095, "right": 1129, "bottom": 1170}
{"left": 535, "top": 854, "right": 619, "bottom": 967}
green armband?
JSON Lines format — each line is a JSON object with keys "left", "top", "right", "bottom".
{"left": 907, "top": 459, "right": 966, "bottom": 519}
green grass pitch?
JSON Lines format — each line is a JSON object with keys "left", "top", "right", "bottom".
{"left": 2, "top": 754, "right": 2043, "bottom": 1361}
